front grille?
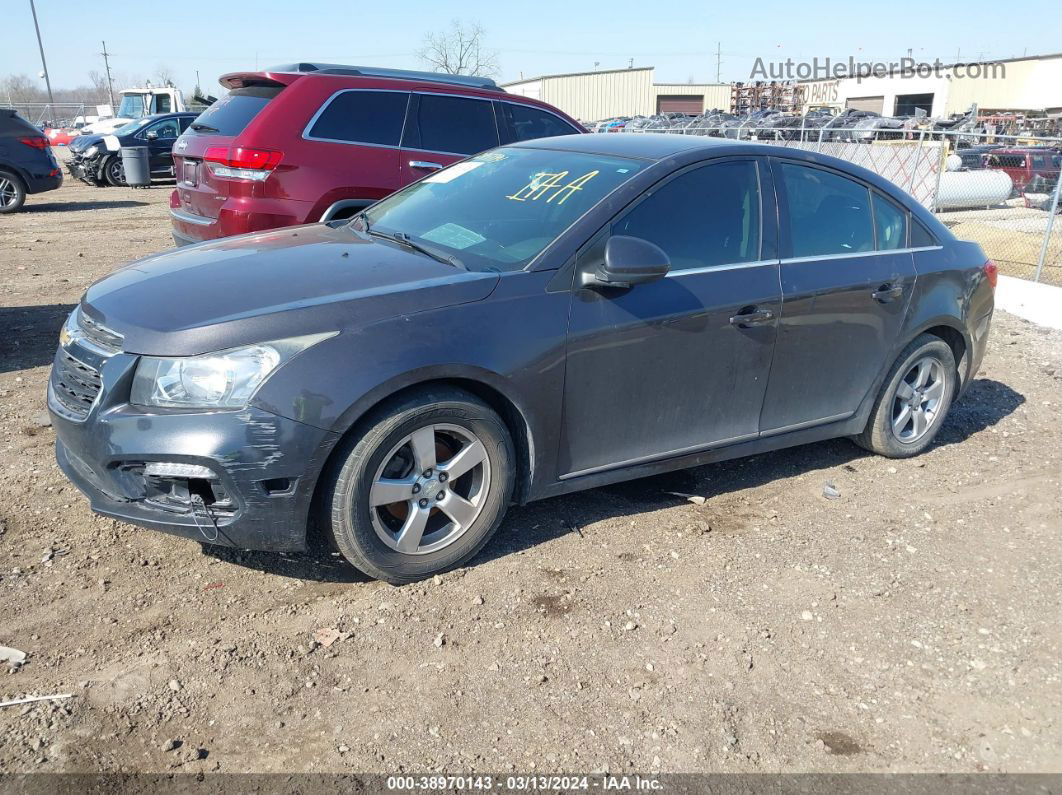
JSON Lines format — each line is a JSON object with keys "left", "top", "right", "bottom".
{"left": 78, "top": 311, "right": 123, "bottom": 352}
{"left": 53, "top": 351, "right": 102, "bottom": 419}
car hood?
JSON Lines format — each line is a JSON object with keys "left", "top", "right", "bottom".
{"left": 82, "top": 223, "right": 501, "bottom": 356}
{"left": 69, "top": 133, "right": 104, "bottom": 154}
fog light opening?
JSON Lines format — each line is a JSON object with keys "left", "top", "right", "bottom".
{"left": 188, "top": 478, "right": 217, "bottom": 507}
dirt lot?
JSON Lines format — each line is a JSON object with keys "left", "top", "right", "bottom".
{"left": 1, "top": 171, "right": 1061, "bottom": 775}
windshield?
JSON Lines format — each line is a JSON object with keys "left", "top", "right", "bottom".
{"left": 112, "top": 118, "right": 152, "bottom": 136}
{"left": 360, "top": 147, "right": 645, "bottom": 273}
{"left": 117, "top": 94, "right": 149, "bottom": 119}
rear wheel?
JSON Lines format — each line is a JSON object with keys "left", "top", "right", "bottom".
{"left": 855, "top": 334, "right": 957, "bottom": 458}
{"left": 103, "top": 156, "right": 126, "bottom": 187}
{"left": 0, "top": 170, "right": 26, "bottom": 213}
{"left": 324, "top": 387, "right": 515, "bottom": 584}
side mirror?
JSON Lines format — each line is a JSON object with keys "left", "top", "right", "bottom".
{"left": 145, "top": 130, "right": 158, "bottom": 141}
{"left": 583, "top": 235, "right": 670, "bottom": 289}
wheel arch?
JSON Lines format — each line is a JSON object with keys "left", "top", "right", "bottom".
{"left": 317, "top": 199, "right": 375, "bottom": 223}
{"left": 307, "top": 368, "right": 537, "bottom": 546}
{"left": 904, "top": 316, "right": 971, "bottom": 387}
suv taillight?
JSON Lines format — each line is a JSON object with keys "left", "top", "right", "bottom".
{"left": 203, "top": 146, "right": 282, "bottom": 182}
{"left": 19, "top": 136, "right": 49, "bottom": 150}
{"left": 983, "top": 260, "right": 998, "bottom": 289}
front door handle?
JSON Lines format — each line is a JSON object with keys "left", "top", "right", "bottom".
{"left": 409, "top": 160, "right": 443, "bottom": 171}
{"left": 872, "top": 283, "right": 904, "bottom": 302}
{"left": 729, "top": 307, "right": 775, "bottom": 328}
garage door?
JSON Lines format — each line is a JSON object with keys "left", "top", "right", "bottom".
{"left": 846, "top": 96, "right": 884, "bottom": 114}
{"left": 657, "top": 95, "right": 704, "bottom": 114}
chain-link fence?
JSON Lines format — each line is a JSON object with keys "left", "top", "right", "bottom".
{"left": 0, "top": 102, "right": 101, "bottom": 128}
{"left": 616, "top": 122, "right": 1062, "bottom": 286}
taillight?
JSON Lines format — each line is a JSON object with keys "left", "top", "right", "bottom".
{"left": 19, "top": 136, "right": 49, "bottom": 150}
{"left": 983, "top": 259, "right": 998, "bottom": 289}
{"left": 203, "top": 146, "right": 282, "bottom": 181}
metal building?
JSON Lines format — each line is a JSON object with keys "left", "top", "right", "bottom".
{"left": 503, "top": 66, "right": 730, "bottom": 122}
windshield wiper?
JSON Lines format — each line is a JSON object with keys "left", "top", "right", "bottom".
{"left": 362, "top": 222, "right": 464, "bottom": 269}
{"left": 190, "top": 122, "right": 220, "bottom": 132}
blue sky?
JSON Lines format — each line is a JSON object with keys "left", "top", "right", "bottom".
{"left": 4, "top": 0, "right": 1059, "bottom": 94}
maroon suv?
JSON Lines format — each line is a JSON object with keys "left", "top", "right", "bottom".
{"left": 169, "top": 63, "right": 584, "bottom": 245}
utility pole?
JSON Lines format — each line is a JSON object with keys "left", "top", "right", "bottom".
{"left": 100, "top": 41, "right": 116, "bottom": 109}
{"left": 716, "top": 42, "right": 722, "bottom": 82}
{"left": 28, "top": 0, "right": 55, "bottom": 107}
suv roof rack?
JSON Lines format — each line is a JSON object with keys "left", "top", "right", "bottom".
{"left": 267, "top": 63, "right": 503, "bottom": 92}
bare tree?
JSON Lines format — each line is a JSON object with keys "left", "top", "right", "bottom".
{"left": 155, "top": 64, "right": 177, "bottom": 86}
{"left": 417, "top": 20, "right": 499, "bottom": 77}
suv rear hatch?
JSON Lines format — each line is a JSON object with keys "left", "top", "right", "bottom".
{"left": 172, "top": 74, "right": 293, "bottom": 223}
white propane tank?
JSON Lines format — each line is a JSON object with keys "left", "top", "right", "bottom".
{"left": 945, "top": 153, "right": 963, "bottom": 171}
{"left": 935, "top": 170, "right": 1013, "bottom": 210}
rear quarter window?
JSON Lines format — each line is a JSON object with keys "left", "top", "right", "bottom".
{"left": 187, "top": 86, "right": 284, "bottom": 136}
{"left": 500, "top": 102, "right": 579, "bottom": 142}
{"left": 306, "top": 90, "right": 409, "bottom": 146}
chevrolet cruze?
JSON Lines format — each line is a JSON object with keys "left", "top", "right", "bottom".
{"left": 49, "top": 134, "right": 995, "bottom": 583}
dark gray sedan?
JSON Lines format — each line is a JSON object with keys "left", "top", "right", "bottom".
{"left": 49, "top": 134, "right": 995, "bottom": 583}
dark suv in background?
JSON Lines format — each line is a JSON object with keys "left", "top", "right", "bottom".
{"left": 0, "top": 109, "right": 62, "bottom": 213}
{"left": 169, "top": 63, "right": 583, "bottom": 246}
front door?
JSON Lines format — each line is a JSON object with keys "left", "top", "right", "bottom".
{"left": 398, "top": 93, "right": 500, "bottom": 186}
{"left": 560, "top": 158, "right": 782, "bottom": 478}
{"left": 758, "top": 158, "right": 918, "bottom": 432}
{"left": 142, "top": 118, "right": 181, "bottom": 173}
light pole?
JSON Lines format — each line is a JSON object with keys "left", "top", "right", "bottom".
{"left": 28, "top": 0, "right": 55, "bottom": 107}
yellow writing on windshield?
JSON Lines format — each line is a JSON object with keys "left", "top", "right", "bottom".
{"left": 507, "top": 170, "right": 600, "bottom": 205}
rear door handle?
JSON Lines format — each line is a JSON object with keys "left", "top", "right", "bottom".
{"left": 872, "top": 283, "right": 904, "bottom": 302}
{"left": 729, "top": 307, "right": 775, "bottom": 327}
{"left": 409, "top": 160, "right": 443, "bottom": 171}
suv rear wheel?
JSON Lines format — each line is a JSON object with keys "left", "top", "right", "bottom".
{"left": 323, "top": 387, "right": 515, "bottom": 583}
{"left": 0, "top": 170, "right": 26, "bottom": 213}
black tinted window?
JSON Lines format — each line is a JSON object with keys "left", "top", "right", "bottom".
{"left": 614, "top": 160, "right": 761, "bottom": 271}
{"left": 188, "top": 86, "right": 284, "bottom": 136}
{"left": 501, "top": 103, "right": 578, "bottom": 142}
{"left": 416, "top": 94, "right": 498, "bottom": 155}
{"left": 307, "top": 90, "right": 408, "bottom": 146}
{"left": 781, "top": 163, "right": 874, "bottom": 257}
{"left": 911, "top": 218, "right": 937, "bottom": 247}
{"left": 872, "top": 193, "right": 907, "bottom": 250}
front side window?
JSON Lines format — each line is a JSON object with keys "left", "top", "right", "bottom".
{"left": 144, "top": 118, "right": 180, "bottom": 139}
{"left": 781, "top": 162, "right": 874, "bottom": 257}
{"left": 613, "top": 160, "right": 761, "bottom": 270}
{"left": 415, "top": 94, "right": 498, "bottom": 155}
{"left": 501, "top": 103, "right": 579, "bottom": 142}
{"left": 307, "top": 90, "right": 408, "bottom": 146}
{"left": 361, "top": 147, "right": 645, "bottom": 273}
{"left": 872, "top": 192, "right": 907, "bottom": 250}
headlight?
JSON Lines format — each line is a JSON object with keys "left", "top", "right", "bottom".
{"left": 130, "top": 333, "right": 335, "bottom": 409}
{"left": 83, "top": 145, "right": 98, "bottom": 157}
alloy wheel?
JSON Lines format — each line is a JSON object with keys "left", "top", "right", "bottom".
{"left": 892, "top": 355, "right": 947, "bottom": 443}
{"left": 369, "top": 423, "right": 491, "bottom": 555}
{"left": 0, "top": 177, "right": 17, "bottom": 208}
{"left": 108, "top": 159, "right": 126, "bottom": 186}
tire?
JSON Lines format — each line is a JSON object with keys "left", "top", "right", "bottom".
{"left": 324, "top": 386, "right": 516, "bottom": 584}
{"left": 0, "top": 170, "right": 26, "bottom": 214}
{"left": 855, "top": 334, "right": 957, "bottom": 458}
{"left": 103, "top": 156, "right": 126, "bottom": 187}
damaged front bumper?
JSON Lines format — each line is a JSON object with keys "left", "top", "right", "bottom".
{"left": 66, "top": 155, "right": 103, "bottom": 185}
{"left": 47, "top": 341, "right": 338, "bottom": 552}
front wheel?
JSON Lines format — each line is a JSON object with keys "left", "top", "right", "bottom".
{"left": 103, "top": 156, "right": 126, "bottom": 187}
{"left": 855, "top": 334, "right": 957, "bottom": 458}
{"left": 323, "top": 387, "right": 516, "bottom": 584}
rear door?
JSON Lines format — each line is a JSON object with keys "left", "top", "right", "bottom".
{"left": 758, "top": 158, "right": 917, "bottom": 433}
{"left": 398, "top": 93, "right": 500, "bottom": 184}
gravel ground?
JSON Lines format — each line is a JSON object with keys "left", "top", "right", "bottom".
{"left": 1, "top": 169, "right": 1060, "bottom": 775}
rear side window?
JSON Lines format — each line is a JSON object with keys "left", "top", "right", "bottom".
{"left": 872, "top": 193, "right": 907, "bottom": 250}
{"left": 781, "top": 162, "right": 874, "bottom": 257}
{"left": 414, "top": 94, "right": 498, "bottom": 155}
{"left": 613, "top": 160, "right": 761, "bottom": 271}
{"left": 188, "top": 86, "right": 284, "bottom": 136}
{"left": 910, "top": 218, "right": 937, "bottom": 247}
{"left": 306, "top": 90, "right": 408, "bottom": 146}
{"left": 500, "top": 103, "right": 578, "bottom": 142}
